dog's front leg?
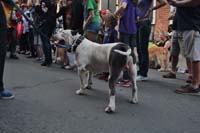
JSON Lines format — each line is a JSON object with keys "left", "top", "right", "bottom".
{"left": 76, "top": 67, "right": 88, "bottom": 95}
{"left": 85, "top": 71, "right": 92, "bottom": 89}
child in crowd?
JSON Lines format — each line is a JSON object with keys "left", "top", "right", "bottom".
{"left": 98, "top": 13, "right": 118, "bottom": 81}
{"left": 102, "top": 13, "right": 118, "bottom": 44}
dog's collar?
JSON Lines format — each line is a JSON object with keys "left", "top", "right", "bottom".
{"left": 71, "top": 36, "right": 85, "bottom": 52}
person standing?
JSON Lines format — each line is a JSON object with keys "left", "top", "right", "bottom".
{"left": 35, "top": 0, "right": 56, "bottom": 66}
{"left": 83, "top": 0, "right": 101, "bottom": 42}
{"left": 114, "top": 0, "right": 138, "bottom": 87}
{"left": 167, "top": 0, "right": 200, "bottom": 94}
{"left": 2, "top": 0, "right": 19, "bottom": 59}
{"left": 136, "top": 0, "right": 166, "bottom": 81}
{"left": 0, "top": 0, "right": 15, "bottom": 99}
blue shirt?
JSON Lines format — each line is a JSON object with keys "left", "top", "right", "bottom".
{"left": 119, "top": 0, "right": 137, "bottom": 35}
{"left": 137, "top": 0, "right": 153, "bottom": 19}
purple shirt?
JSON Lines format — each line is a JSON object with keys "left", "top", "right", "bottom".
{"left": 119, "top": 0, "right": 137, "bottom": 35}
{"left": 103, "top": 28, "right": 118, "bottom": 44}
{"left": 137, "top": 0, "right": 153, "bottom": 19}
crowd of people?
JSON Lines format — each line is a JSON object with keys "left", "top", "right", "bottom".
{"left": 0, "top": 0, "right": 200, "bottom": 99}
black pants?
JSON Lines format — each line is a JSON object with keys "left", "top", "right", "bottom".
{"left": 137, "top": 20, "right": 151, "bottom": 77}
{"left": 7, "top": 27, "right": 17, "bottom": 56}
{"left": 0, "top": 28, "right": 7, "bottom": 92}
{"left": 29, "top": 28, "right": 36, "bottom": 56}
{"left": 40, "top": 26, "right": 52, "bottom": 64}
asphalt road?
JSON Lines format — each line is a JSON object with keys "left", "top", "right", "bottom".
{"left": 0, "top": 56, "right": 200, "bottom": 133}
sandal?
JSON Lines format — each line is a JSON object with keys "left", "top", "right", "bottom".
{"left": 163, "top": 72, "right": 176, "bottom": 79}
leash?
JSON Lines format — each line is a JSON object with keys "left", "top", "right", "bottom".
{"left": 55, "top": 36, "right": 85, "bottom": 52}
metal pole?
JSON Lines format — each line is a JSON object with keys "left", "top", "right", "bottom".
{"left": 108, "top": 0, "right": 110, "bottom": 9}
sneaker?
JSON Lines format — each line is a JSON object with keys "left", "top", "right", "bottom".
{"left": 136, "top": 75, "right": 148, "bottom": 81}
{"left": 119, "top": 80, "right": 132, "bottom": 87}
{"left": 0, "top": 90, "right": 15, "bottom": 100}
{"left": 175, "top": 85, "right": 200, "bottom": 94}
{"left": 163, "top": 72, "right": 176, "bottom": 79}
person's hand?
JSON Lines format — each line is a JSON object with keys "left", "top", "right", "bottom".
{"left": 143, "top": 8, "right": 153, "bottom": 18}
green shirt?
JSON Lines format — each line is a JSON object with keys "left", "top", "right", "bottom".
{"left": 86, "top": 0, "right": 100, "bottom": 23}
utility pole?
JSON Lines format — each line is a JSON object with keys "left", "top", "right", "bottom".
{"left": 107, "top": 0, "right": 110, "bottom": 9}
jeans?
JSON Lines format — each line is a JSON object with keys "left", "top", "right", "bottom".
{"left": 120, "top": 32, "right": 137, "bottom": 80}
{"left": 86, "top": 22, "right": 101, "bottom": 34}
{"left": 137, "top": 20, "right": 151, "bottom": 77}
{"left": 0, "top": 28, "right": 7, "bottom": 92}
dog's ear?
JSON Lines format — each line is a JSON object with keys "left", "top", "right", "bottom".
{"left": 71, "top": 30, "right": 79, "bottom": 36}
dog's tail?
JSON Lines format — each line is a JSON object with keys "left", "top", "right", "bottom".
{"left": 114, "top": 49, "right": 132, "bottom": 56}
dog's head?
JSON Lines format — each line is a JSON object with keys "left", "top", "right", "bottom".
{"left": 51, "top": 30, "right": 81, "bottom": 52}
{"left": 51, "top": 30, "right": 80, "bottom": 45}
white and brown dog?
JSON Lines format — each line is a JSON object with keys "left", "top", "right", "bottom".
{"left": 51, "top": 30, "right": 138, "bottom": 113}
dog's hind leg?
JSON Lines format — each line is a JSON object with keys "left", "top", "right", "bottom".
{"left": 127, "top": 58, "right": 138, "bottom": 104}
{"left": 105, "top": 68, "right": 122, "bottom": 113}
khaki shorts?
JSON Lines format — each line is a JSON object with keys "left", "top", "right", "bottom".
{"left": 170, "top": 31, "right": 185, "bottom": 57}
{"left": 183, "top": 30, "right": 200, "bottom": 61}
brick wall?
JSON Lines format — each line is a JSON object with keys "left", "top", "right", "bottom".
{"left": 154, "top": 5, "right": 170, "bottom": 40}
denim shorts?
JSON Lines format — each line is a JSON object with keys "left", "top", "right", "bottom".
{"left": 86, "top": 22, "right": 101, "bottom": 34}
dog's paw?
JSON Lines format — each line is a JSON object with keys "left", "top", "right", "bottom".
{"left": 130, "top": 98, "right": 138, "bottom": 104}
{"left": 105, "top": 106, "right": 115, "bottom": 114}
{"left": 76, "top": 89, "right": 84, "bottom": 95}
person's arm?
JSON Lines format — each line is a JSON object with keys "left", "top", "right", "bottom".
{"left": 144, "top": 0, "right": 167, "bottom": 18}
{"left": 83, "top": 9, "right": 94, "bottom": 30}
{"left": 83, "top": 0, "right": 97, "bottom": 30}
{"left": 167, "top": 0, "right": 200, "bottom": 7}
{"left": 151, "top": 0, "right": 167, "bottom": 11}
{"left": 114, "top": 1, "right": 127, "bottom": 17}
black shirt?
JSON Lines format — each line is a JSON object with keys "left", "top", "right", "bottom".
{"left": 176, "top": 6, "right": 200, "bottom": 32}
{"left": 71, "top": 0, "right": 84, "bottom": 32}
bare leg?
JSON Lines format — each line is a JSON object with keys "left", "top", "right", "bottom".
{"left": 192, "top": 61, "right": 200, "bottom": 87}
